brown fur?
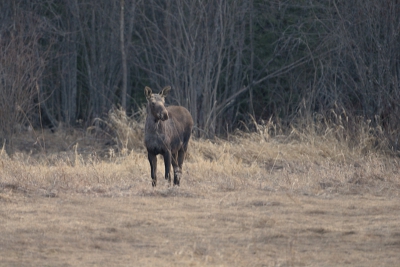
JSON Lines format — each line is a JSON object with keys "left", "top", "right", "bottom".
{"left": 144, "top": 86, "right": 194, "bottom": 187}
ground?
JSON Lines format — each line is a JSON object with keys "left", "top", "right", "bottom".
{"left": 0, "top": 127, "right": 399, "bottom": 266}
{"left": 1, "top": 187, "right": 399, "bottom": 266}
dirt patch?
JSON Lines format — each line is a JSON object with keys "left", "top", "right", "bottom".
{"left": 0, "top": 190, "right": 399, "bottom": 266}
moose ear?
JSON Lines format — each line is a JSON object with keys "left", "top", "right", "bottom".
{"left": 144, "top": 86, "right": 152, "bottom": 99}
{"left": 159, "top": 86, "right": 171, "bottom": 98}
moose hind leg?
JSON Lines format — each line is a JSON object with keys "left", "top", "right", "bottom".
{"left": 163, "top": 150, "right": 172, "bottom": 185}
{"left": 171, "top": 152, "right": 181, "bottom": 186}
{"left": 173, "top": 169, "right": 182, "bottom": 186}
{"left": 148, "top": 153, "right": 157, "bottom": 187}
{"left": 174, "top": 149, "right": 186, "bottom": 186}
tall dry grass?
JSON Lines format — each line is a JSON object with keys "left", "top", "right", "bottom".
{"left": 1, "top": 107, "right": 399, "bottom": 199}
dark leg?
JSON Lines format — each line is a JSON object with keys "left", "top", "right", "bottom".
{"left": 174, "top": 149, "right": 186, "bottom": 186}
{"left": 148, "top": 152, "right": 157, "bottom": 187}
{"left": 163, "top": 150, "right": 172, "bottom": 185}
{"left": 171, "top": 152, "right": 180, "bottom": 186}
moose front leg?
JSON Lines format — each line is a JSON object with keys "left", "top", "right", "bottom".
{"left": 163, "top": 150, "right": 172, "bottom": 185}
{"left": 148, "top": 152, "right": 158, "bottom": 187}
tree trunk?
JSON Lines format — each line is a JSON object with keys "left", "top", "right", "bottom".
{"left": 120, "top": 0, "right": 127, "bottom": 110}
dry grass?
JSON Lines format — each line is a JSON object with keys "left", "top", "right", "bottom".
{"left": 1, "top": 109, "right": 400, "bottom": 266}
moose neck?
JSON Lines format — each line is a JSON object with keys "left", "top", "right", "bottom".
{"left": 146, "top": 105, "right": 167, "bottom": 133}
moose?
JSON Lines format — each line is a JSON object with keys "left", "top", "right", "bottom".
{"left": 144, "top": 86, "right": 194, "bottom": 187}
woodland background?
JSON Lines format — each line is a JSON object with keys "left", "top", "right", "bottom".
{"left": 1, "top": 2, "right": 400, "bottom": 265}
{"left": 1, "top": 0, "right": 399, "bottom": 152}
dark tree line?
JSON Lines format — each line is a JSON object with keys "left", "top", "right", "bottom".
{"left": 1, "top": 0, "right": 400, "bottom": 148}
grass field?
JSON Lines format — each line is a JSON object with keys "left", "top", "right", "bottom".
{"left": 1, "top": 113, "right": 400, "bottom": 266}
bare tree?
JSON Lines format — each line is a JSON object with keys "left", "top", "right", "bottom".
{"left": 319, "top": 0, "right": 400, "bottom": 147}
{"left": 133, "top": 0, "right": 252, "bottom": 137}
{"left": 0, "top": 4, "right": 48, "bottom": 151}
{"left": 120, "top": 0, "right": 127, "bottom": 110}
{"left": 4, "top": 0, "right": 400, "bottom": 150}
{"left": 60, "top": 1, "right": 78, "bottom": 126}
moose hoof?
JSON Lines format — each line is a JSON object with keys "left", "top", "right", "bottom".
{"left": 165, "top": 174, "right": 172, "bottom": 186}
{"left": 173, "top": 174, "right": 181, "bottom": 186}
{"left": 152, "top": 180, "right": 157, "bottom": 187}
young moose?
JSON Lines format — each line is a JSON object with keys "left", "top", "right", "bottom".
{"left": 144, "top": 86, "right": 193, "bottom": 187}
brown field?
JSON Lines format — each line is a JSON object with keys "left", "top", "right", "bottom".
{"left": 1, "top": 120, "right": 400, "bottom": 266}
